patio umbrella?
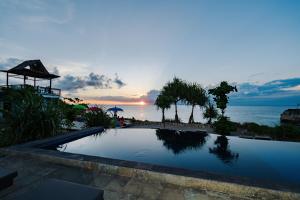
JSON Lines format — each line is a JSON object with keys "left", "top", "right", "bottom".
{"left": 73, "top": 104, "right": 87, "bottom": 110}
{"left": 107, "top": 106, "right": 124, "bottom": 116}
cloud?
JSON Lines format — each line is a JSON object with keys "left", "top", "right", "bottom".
{"left": 230, "top": 78, "right": 300, "bottom": 106}
{"left": 0, "top": 57, "right": 24, "bottom": 69}
{"left": 89, "top": 89, "right": 160, "bottom": 104}
{"left": 140, "top": 90, "right": 160, "bottom": 103}
{"left": 86, "top": 77, "right": 300, "bottom": 106}
{"left": 113, "top": 73, "right": 126, "bottom": 88}
{"left": 56, "top": 73, "right": 126, "bottom": 91}
{"left": 282, "top": 85, "right": 300, "bottom": 91}
{"left": 234, "top": 78, "right": 300, "bottom": 97}
{"left": 95, "top": 96, "right": 138, "bottom": 103}
{"left": 52, "top": 67, "right": 59, "bottom": 75}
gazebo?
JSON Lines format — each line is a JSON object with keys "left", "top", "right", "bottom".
{"left": 0, "top": 60, "right": 61, "bottom": 96}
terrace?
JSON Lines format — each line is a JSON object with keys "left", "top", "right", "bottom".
{"left": 0, "top": 60, "right": 61, "bottom": 98}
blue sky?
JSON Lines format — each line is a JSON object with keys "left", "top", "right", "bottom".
{"left": 0, "top": 0, "right": 300, "bottom": 105}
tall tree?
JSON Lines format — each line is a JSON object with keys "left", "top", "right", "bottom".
{"left": 162, "top": 77, "right": 186, "bottom": 123}
{"left": 155, "top": 94, "right": 173, "bottom": 124}
{"left": 208, "top": 81, "right": 237, "bottom": 117}
{"left": 184, "top": 83, "right": 208, "bottom": 123}
{"left": 203, "top": 101, "right": 218, "bottom": 124}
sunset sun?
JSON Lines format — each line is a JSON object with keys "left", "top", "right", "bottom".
{"left": 139, "top": 101, "right": 146, "bottom": 105}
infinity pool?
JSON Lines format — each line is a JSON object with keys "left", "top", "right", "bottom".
{"left": 56, "top": 128, "right": 300, "bottom": 186}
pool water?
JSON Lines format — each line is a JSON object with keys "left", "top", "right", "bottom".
{"left": 56, "top": 128, "right": 300, "bottom": 185}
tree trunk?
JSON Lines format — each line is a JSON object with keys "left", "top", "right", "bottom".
{"left": 188, "top": 104, "right": 195, "bottom": 124}
{"left": 175, "top": 102, "right": 179, "bottom": 123}
{"left": 208, "top": 117, "right": 212, "bottom": 124}
{"left": 221, "top": 109, "right": 225, "bottom": 117}
{"left": 162, "top": 108, "right": 165, "bottom": 123}
{"left": 163, "top": 109, "right": 166, "bottom": 128}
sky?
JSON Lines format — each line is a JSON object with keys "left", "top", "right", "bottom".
{"left": 0, "top": 0, "right": 300, "bottom": 106}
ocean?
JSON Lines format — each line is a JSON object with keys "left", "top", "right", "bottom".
{"left": 102, "top": 105, "right": 292, "bottom": 126}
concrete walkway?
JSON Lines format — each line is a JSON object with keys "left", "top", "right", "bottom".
{"left": 0, "top": 155, "right": 248, "bottom": 200}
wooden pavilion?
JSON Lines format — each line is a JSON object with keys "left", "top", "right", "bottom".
{"left": 0, "top": 60, "right": 61, "bottom": 96}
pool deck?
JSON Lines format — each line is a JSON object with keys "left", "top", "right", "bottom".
{"left": 0, "top": 127, "right": 300, "bottom": 200}
{"left": 0, "top": 154, "right": 247, "bottom": 200}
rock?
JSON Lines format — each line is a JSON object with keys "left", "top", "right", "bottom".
{"left": 280, "top": 109, "right": 300, "bottom": 125}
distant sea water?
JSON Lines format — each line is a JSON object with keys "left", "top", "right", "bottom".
{"left": 102, "top": 105, "right": 293, "bottom": 126}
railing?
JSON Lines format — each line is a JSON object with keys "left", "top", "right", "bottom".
{"left": 0, "top": 84, "right": 61, "bottom": 97}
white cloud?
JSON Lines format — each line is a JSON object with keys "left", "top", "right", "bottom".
{"left": 281, "top": 85, "right": 300, "bottom": 91}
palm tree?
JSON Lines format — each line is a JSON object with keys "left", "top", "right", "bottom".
{"left": 203, "top": 102, "right": 218, "bottom": 124}
{"left": 155, "top": 94, "right": 173, "bottom": 125}
{"left": 162, "top": 77, "right": 186, "bottom": 123}
{"left": 184, "top": 83, "right": 208, "bottom": 123}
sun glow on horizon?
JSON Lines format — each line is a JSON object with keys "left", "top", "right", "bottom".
{"left": 82, "top": 99, "right": 149, "bottom": 106}
{"left": 139, "top": 101, "right": 146, "bottom": 106}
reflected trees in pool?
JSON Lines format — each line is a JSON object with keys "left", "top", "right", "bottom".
{"left": 156, "top": 129, "right": 208, "bottom": 154}
{"left": 209, "top": 135, "right": 239, "bottom": 163}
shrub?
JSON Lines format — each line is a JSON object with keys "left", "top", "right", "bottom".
{"left": 239, "top": 122, "right": 300, "bottom": 141}
{"left": 59, "top": 101, "right": 79, "bottom": 129}
{"left": 164, "top": 118, "right": 181, "bottom": 123}
{"left": 213, "top": 116, "right": 236, "bottom": 135}
{"left": 0, "top": 87, "right": 63, "bottom": 146}
{"left": 84, "top": 107, "right": 112, "bottom": 128}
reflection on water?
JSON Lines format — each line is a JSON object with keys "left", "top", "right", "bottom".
{"left": 156, "top": 129, "right": 208, "bottom": 154}
{"left": 209, "top": 136, "right": 239, "bottom": 164}
{"left": 55, "top": 128, "right": 300, "bottom": 185}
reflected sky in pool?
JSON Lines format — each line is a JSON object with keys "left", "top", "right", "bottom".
{"left": 57, "top": 128, "right": 300, "bottom": 185}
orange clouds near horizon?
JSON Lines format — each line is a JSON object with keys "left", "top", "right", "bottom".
{"left": 82, "top": 99, "right": 147, "bottom": 106}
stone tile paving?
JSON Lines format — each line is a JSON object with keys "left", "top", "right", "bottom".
{"left": 0, "top": 155, "right": 251, "bottom": 200}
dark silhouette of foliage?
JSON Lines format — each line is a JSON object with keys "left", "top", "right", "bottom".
{"left": 155, "top": 94, "right": 173, "bottom": 124}
{"left": 237, "top": 122, "right": 300, "bottom": 141}
{"left": 203, "top": 101, "right": 218, "bottom": 124}
{"left": 0, "top": 87, "right": 63, "bottom": 146}
{"left": 156, "top": 129, "right": 208, "bottom": 154}
{"left": 59, "top": 102, "right": 79, "bottom": 129}
{"left": 209, "top": 135, "right": 239, "bottom": 164}
{"left": 213, "top": 116, "right": 236, "bottom": 135}
{"left": 161, "top": 77, "right": 187, "bottom": 123}
{"left": 84, "top": 107, "right": 112, "bottom": 128}
{"left": 208, "top": 81, "right": 237, "bottom": 116}
{"left": 184, "top": 83, "right": 208, "bottom": 123}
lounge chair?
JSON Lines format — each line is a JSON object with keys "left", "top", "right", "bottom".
{"left": 15, "top": 179, "right": 103, "bottom": 200}
{"left": 0, "top": 168, "right": 18, "bottom": 190}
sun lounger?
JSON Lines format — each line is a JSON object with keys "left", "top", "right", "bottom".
{"left": 0, "top": 168, "right": 18, "bottom": 190}
{"left": 15, "top": 179, "right": 103, "bottom": 200}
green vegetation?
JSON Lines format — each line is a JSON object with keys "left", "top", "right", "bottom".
{"left": 155, "top": 79, "right": 300, "bottom": 141}
{"left": 208, "top": 81, "right": 237, "bottom": 117}
{"left": 155, "top": 94, "right": 173, "bottom": 124}
{"left": 0, "top": 87, "right": 63, "bottom": 146}
{"left": 0, "top": 88, "right": 112, "bottom": 147}
{"left": 213, "top": 116, "right": 236, "bottom": 135}
{"left": 184, "top": 83, "right": 207, "bottom": 124}
{"left": 203, "top": 102, "right": 218, "bottom": 124}
{"left": 236, "top": 122, "right": 300, "bottom": 141}
{"left": 157, "top": 78, "right": 208, "bottom": 124}
{"left": 161, "top": 77, "right": 186, "bottom": 123}
{"left": 84, "top": 107, "right": 112, "bottom": 128}
{"left": 208, "top": 81, "right": 237, "bottom": 135}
